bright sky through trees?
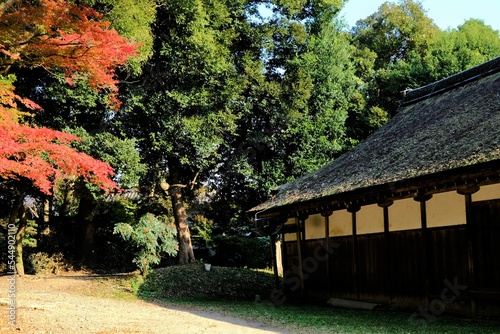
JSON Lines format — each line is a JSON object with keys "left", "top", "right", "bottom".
{"left": 340, "top": 0, "right": 500, "bottom": 31}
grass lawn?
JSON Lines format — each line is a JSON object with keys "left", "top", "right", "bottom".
{"left": 149, "top": 297, "right": 500, "bottom": 334}
{"left": 127, "top": 264, "right": 499, "bottom": 334}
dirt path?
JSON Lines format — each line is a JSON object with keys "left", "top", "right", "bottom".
{"left": 0, "top": 274, "right": 287, "bottom": 334}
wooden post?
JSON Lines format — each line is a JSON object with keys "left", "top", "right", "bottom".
{"left": 458, "top": 184, "right": 480, "bottom": 315}
{"left": 322, "top": 211, "right": 333, "bottom": 296}
{"left": 378, "top": 200, "right": 393, "bottom": 303}
{"left": 414, "top": 193, "right": 432, "bottom": 302}
{"left": 270, "top": 233, "right": 280, "bottom": 288}
{"left": 295, "top": 216, "right": 305, "bottom": 296}
{"left": 299, "top": 214, "right": 308, "bottom": 260}
{"left": 348, "top": 205, "right": 360, "bottom": 300}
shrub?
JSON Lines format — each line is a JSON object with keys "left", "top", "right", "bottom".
{"left": 191, "top": 214, "right": 214, "bottom": 247}
{"left": 114, "top": 213, "right": 178, "bottom": 274}
{"left": 26, "top": 252, "right": 72, "bottom": 275}
{"left": 139, "top": 264, "right": 275, "bottom": 300}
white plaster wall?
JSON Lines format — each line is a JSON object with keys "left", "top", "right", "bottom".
{"left": 357, "top": 204, "right": 384, "bottom": 234}
{"left": 331, "top": 209, "right": 352, "bottom": 236}
{"left": 284, "top": 218, "right": 297, "bottom": 241}
{"left": 427, "top": 191, "right": 466, "bottom": 227}
{"left": 304, "top": 214, "right": 325, "bottom": 240}
{"left": 472, "top": 183, "right": 500, "bottom": 202}
{"left": 388, "top": 198, "right": 421, "bottom": 231}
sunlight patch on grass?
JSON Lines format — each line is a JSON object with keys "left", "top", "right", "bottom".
{"left": 132, "top": 265, "right": 500, "bottom": 334}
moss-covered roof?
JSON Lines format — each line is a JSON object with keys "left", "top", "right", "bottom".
{"left": 252, "top": 57, "right": 500, "bottom": 213}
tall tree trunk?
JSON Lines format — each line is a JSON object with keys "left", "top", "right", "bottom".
{"left": 162, "top": 162, "right": 196, "bottom": 265}
{"left": 170, "top": 185, "right": 195, "bottom": 264}
{"left": 15, "top": 205, "right": 28, "bottom": 275}
{"left": 76, "top": 188, "right": 97, "bottom": 268}
{"left": 9, "top": 193, "right": 25, "bottom": 275}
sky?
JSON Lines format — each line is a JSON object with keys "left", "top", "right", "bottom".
{"left": 339, "top": 0, "right": 500, "bottom": 31}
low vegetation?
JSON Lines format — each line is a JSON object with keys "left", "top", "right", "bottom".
{"left": 107, "top": 264, "right": 499, "bottom": 334}
{"left": 138, "top": 263, "right": 275, "bottom": 300}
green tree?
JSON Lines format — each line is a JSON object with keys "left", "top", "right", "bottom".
{"left": 119, "top": 0, "right": 248, "bottom": 264}
{"left": 209, "top": 0, "right": 360, "bottom": 229}
{"left": 6, "top": 0, "right": 154, "bottom": 268}
{"left": 114, "top": 213, "right": 178, "bottom": 274}
{"left": 425, "top": 19, "right": 500, "bottom": 80}
{"left": 67, "top": 128, "right": 146, "bottom": 266}
{"left": 352, "top": 0, "right": 439, "bottom": 69}
{"left": 348, "top": 0, "right": 440, "bottom": 140}
{"left": 351, "top": 1, "right": 500, "bottom": 133}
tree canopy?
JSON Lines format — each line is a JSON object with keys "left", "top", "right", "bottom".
{"left": 0, "top": 0, "right": 137, "bottom": 195}
{"left": 2, "top": 0, "right": 500, "bottom": 273}
{"left": 0, "top": 0, "right": 138, "bottom": 274}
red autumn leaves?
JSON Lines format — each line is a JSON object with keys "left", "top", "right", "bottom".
{"left": 0, "top": 0, "right": 138, "bottom": 194}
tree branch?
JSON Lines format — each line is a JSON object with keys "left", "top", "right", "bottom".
{"left": 159, "top": 170, "right": 200, "bottom": 195}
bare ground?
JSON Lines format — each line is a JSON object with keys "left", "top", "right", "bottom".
{"left": 0, "top": 273, "right": 287, "bottom": 334}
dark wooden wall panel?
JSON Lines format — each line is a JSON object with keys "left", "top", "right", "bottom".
{"left": 472, "top": 200, "right": 500, "bottom": 290}
{"left": 303, "top": 239, "right": 329, "bottom": 295}
{"left": 389, "top": 229, "right": 426, "bottom": 298}
{"left": 282, "top": 217, "right": 499, "bottom": 316}
{"left": 357, "top": 233, "right": 387, "bottom": 302}
{"left": 429, "top": 226, "right": 469, "bottom": 294}
{"left": 329, "top": 236, "right": 356, "bottom": 299}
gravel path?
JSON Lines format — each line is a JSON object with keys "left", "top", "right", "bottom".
{"left": 0, "top": 275, "right": 287, "bottom": 334}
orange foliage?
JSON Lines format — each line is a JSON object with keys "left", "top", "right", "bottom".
{"left": 0, "top": 0, "right": 138, "bottom": 194}
{"left": 0, "top": 0, "right": 138, "bottom": 108}
{"left": 0, "top": 114, "right": 118, "bottom": 194}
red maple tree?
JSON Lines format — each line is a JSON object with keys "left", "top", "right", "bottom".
{"left": 0, "top": 116, "right": 118, "bottom": 194}
{"left": 1, "top": 0, "right": 138, "bottom": 108}
{"left": 0, "top": 0, "right": 138, "bottom": 194}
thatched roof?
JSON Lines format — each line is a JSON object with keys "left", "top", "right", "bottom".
{"left": 252, "top": 57, "right": 500, "bottom": 214}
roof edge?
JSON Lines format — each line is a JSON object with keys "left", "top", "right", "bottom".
{"left": 249, "top": 159, "right": 500, "bottom": 216}
{"left": 400, "top": 56, "right": 500, "bottom": 107}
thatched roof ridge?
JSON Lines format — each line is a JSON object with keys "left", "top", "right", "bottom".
{"left": 252, "top": 57, "right": 500, "bottom": 213}
{"left": 402, "top": 56, "right": 500, "bottom": 106}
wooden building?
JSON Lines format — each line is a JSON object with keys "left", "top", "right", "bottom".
{"left": 251, "top": 57, "right": 500, "bottom": 317}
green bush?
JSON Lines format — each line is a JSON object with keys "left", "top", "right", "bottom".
{"left": 26, "top": 252, "right": 72, "bottom": 275}
{"left": 114, "top": 213, "right": 178, "bottom": 274}
{"left": 191, "top": 214, "right": 214, "bottom": 247}
{"left": 139, "top": 264, "right": 275, "bottom": 300}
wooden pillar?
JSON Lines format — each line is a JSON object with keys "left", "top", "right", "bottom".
{"left": 281, "top": 223, "right": 287, "bottom": 284}
{"left": 458, "top": 184, "right": 480, "bottom": 315}
{"left": 299, "top": 214, "right": 308, "bottom": 260}
{"left": 348, "top": 205, "right": 361, "bottom": 300}
{"left": 322, "top": 210, "right": 333, "bottom": 296}
{"left": 378, "top": 199, "right": 393, "bottom": 303}
{"left": 270, "top": 233, "right": 280, "bottom": 288}
{"left": 295, "top": 214, "right": 308, "bottom": 296}
{"left": 414, "top": 193, "right": 433, "bottom": 302}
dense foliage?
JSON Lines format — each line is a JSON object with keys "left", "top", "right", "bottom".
{"left": 1, "top": 0, "right": 499, "bottom": 274}
{"left": 114, "top": 213, "right": 178, "bottom": 274}
{"left": 0, "top": 0, "right": 138, "bottom": 274}
{"left": 139, "top": 264, "right": 275, "bottom": 300}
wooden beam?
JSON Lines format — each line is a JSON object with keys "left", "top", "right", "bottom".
{"left": 458, "top": 185, "right": 479, "bottom": 315}
{"left": 465, "top": 193, "right": 476, "bottom": 287}
{"left": 348, "top": 205, "right": 360, "bottom": 300}
{"left": 254, "top": 161, "right": 500, "bottom": 220}
{"left": 322, "top": 211, "right": 333, "bottom": 296}
{"left": 378, "top": 200, "right": 393, "bottom": 303}
{"left": 414, "top": 193, "right": 432, "bottom": 303}
{"left": 295, "top": 216, "right": 305, "bottom": 296}
{"left": 270, "top": 233, "right": 280, "bottom": 289}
